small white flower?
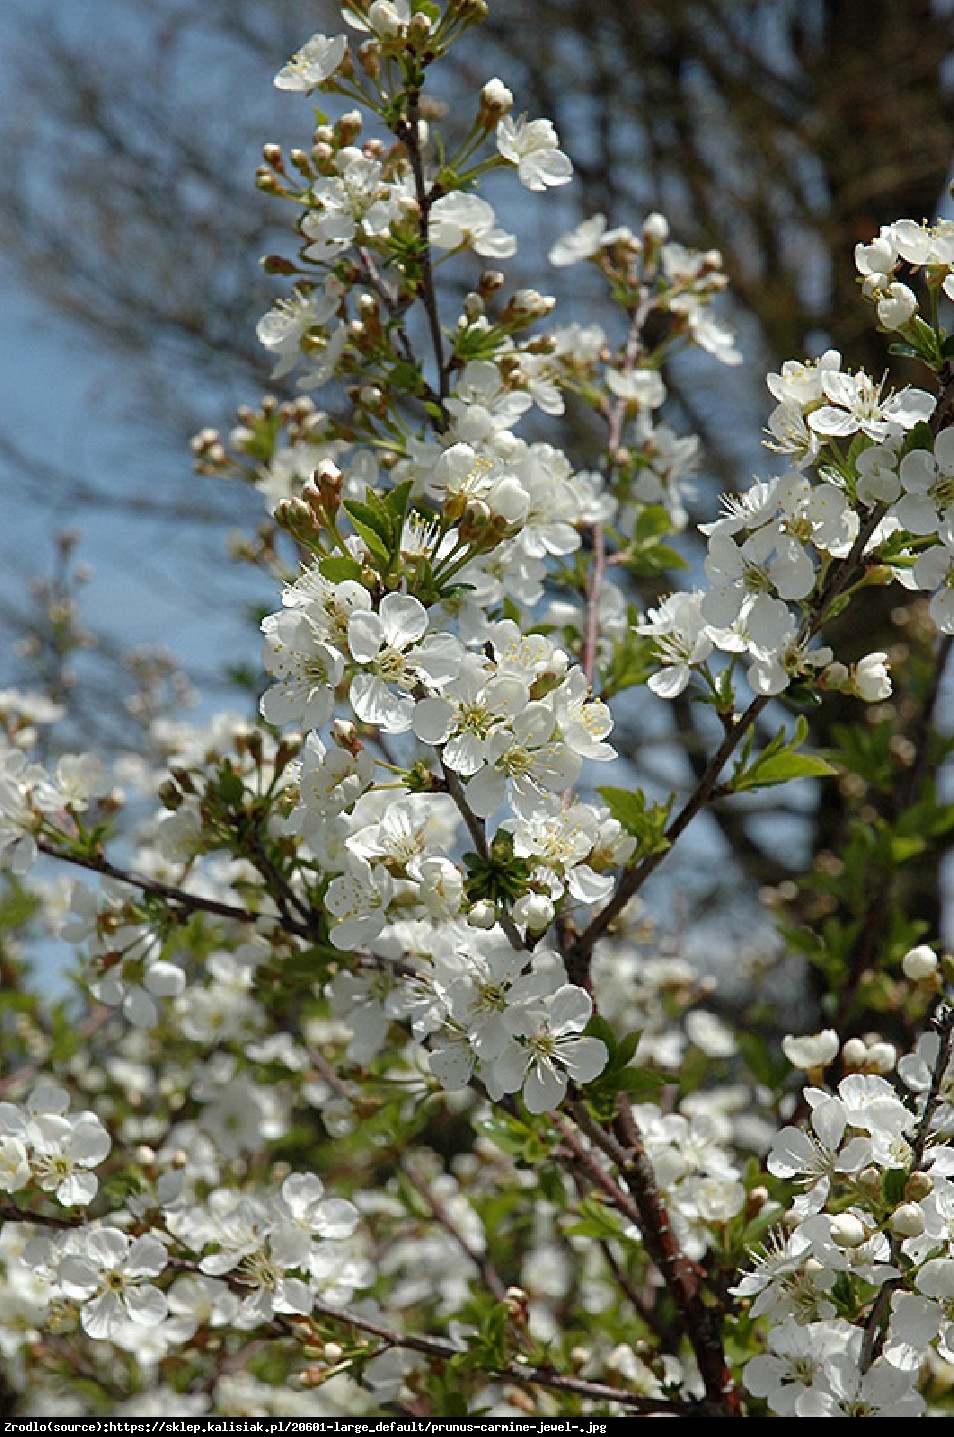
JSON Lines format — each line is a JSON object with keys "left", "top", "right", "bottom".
{"left": 876, "top": 281, "right": 918, "bottom": 331}
{"left": 852, "top": 651, "right": 892, "bottom": 702}
{"left": 491, "top": 984, "right": 608, "bottom": 1113}
{"left": 259, "top": 609, "right": 344, "bottom": 731}
{"left": 59, "top": 1228, "right": 169, "bottom": 1340}
{"left": 496, "top": 114, "right": 572, "bottom": 191}
{"left": 348, "top": 592, "right": 430, "bottom": 734}
{"left": 808, "top": 370, "right": 935, "bottom": 443}
{"left": 274, "top": 33, "right": 348, "bottom": 91}
{"left": 428, "top": 193, "right": 516, "bottom": 258}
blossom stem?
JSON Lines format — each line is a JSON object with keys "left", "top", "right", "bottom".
{"left": 309, "top": 1294, "right": 712, "bottom": 1415}
{"left": 394, "top": 87, "right": 449, "bottom": 424}
{"left": 859, "top": 1004, "right": 954, "bottom": 1372}
{"left": 558, "top": 1101, "right": 742, "bottom": 1416}
{"left": 34, "top": 837, "right": 262, "bottom": 927}
{"left": 568, "top": 692, "right": 770, "bottom": 977}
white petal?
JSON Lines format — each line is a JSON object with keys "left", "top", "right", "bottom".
{"left": 123, "top": 1283, "right": 170, "bottom": 1327}
{"left": 81, "top": 1290, "right": 124, "bottom": 1340}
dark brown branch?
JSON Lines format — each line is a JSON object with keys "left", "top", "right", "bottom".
{"left": 35, "top": 837, "right": 264, "bottom": 927}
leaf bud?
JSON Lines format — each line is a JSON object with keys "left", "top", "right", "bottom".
{"left": 261, "top": 254, "right": 299, "bottom": 275}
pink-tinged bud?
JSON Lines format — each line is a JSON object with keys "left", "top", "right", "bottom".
{"left": 357, "top": 40, "right": 382, "bottom": 80}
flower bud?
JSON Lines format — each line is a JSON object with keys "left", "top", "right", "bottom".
{"left": 829, "top": 1212, "right": 868, "bottom": 1248}
{"left": 478, "top": 77, "right": 514, "bottom": 128}
{"left": 512, "top": 891, "right": 555, "bottom": 934}
{"left": 467, "top": 899, "right": 497, "bottom": 929}
{"left": 905, "top": 1170, "right": 935, "bottom": 1203}
{"left": 876, "top": 281, "right": 918, "bottom": 331}
{"left": 865, "top": 1040, "right": 897, "bottom": 1075}
{"left": 781, "top": 1028, "right": 839, "bottom": 1071}
{"left": 852, "top": 651, "right": 892, "bottom": 702}
{"left": 643, "top": 211, "right": 670, "bottom": 246}
{"left": 902, "top": 944, "right": 939, "bottom": 981}
{"left": 841, "top": 1037, "right": 868, "bottom": 1070}
{"left": 889, "top": 1202, "right": 926, "bottom": 1238}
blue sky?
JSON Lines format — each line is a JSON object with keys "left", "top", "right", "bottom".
{"left": 0, "top": 0, "right": 285, "bottom": 726}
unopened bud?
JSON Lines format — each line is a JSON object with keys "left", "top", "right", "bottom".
{"left": 255, "top": 167, "right": 280, "bottom": 192}
{"left": 407, "top": 11, "right": 434, "bottom": 44}
{"left": 902, "top": 944, "right": 939, "bottom": 981}
{"left": 289, "top": 148, "right": 314, "bottom": 176}
{"left": 889, "top": 1202, "right": 926, "bottom": 1238}
{"left": 905, "top": 1170, "right": 934, "bottom": 1202}
{"left": 467, "top": 899, "right": 497, "bottom": 929}
{"left": 865, "top": 1040, "right": 897, "bottom": 1074}
{"left": 337, "top": 110, "right": 363, "bottom": 146}
{"left": 368, "top": 1, "right": 405, "bottom": 37}
{"left": 841, "top": 1037, "right": 868, "bottom": 1070}
{"left": 275, "top": 497, "right": 321, "bottom": 544}
{"left": 829, "top": 1212, "right": 868, "bottom": 1248}
{"left": 478, "top": 76, "right": 514, "bottom": 128}
{"left": 331, "top": 719, "right": 362, "bottom": 755}
{"left": 357, "top": 39, "right": 382, "bottom": 80}
{"left": 643, "top": 211, "right": 669, "bottom": 247}
{"left": 512, "top": 891, "right": 555, "bottom": 934}
{"left": 459, "top": 497, "right": 493, "bottom": 543}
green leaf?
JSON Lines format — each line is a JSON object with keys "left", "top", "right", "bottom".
{"left": 384, "top": 478, "right": 414, "bottom": 535}
{"left": 344, "top": 518, "right": 390, "bottom": 566}
{"left": 596, "top": 786, "right": 672, "bottom": 856}
{"left": 216, "top": 762, "right": 245, "bottom": 806}
{"left": 905, "top": 419, "right": 936, "bottom": 451}
{"left": 344, "top": 495, "right": 391, "bottom": 542}
{"left": 731, "top": 750, "right": 838, "bottom": 791}
{"left": 729, "top": 716, "right": 838, "bottom": 793}
{"left": 318, "top": 555, "right": 365, "bottom": 584}
{"left": 563, "top": 1197, "right": 625, "bottom": 1239}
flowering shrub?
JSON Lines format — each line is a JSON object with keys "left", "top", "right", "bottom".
{"left": 4, "top": 0, "right": 954, "bottom": 1419}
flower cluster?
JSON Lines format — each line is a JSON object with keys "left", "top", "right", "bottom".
{"left": 6, "top": 0, "right": 954, "bottom": 1421}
